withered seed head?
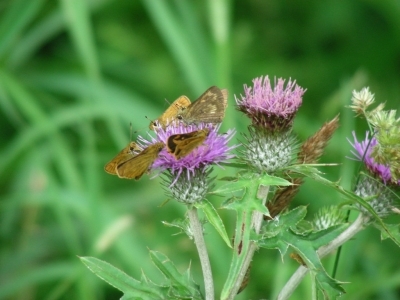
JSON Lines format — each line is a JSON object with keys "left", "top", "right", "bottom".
{"left": 298, "top": 115, "right": 340, "bottom": 164}
{"left": 266, "top": 178, "right": 303, "bottom": 219}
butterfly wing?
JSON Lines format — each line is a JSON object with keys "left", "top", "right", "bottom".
{"left": 149, "top": 96, "right": 191, "bottom": 130}
{"left": 221, "top": 88, "right": 228, "bottom": 108}
{"left": 167, "top": 129, "right": 209, "bottom": 159}
{"left": 116, "top": 142, "right": 164, "bottom": 180}
{"left": 104, "top": 142, "right": 142, "bottom": 175}
{"left": 178, "top": 86, "right": 227, "bottom": 124}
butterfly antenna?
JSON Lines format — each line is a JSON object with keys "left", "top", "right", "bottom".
{"left": 130, "top": 120, "right": 149, "bottom": 134}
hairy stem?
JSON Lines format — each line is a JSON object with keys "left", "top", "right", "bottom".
{"left": 227, "top": 185, "right": 270, "bottom": 299}
{"left": 277, "top": 213, "right": 368, "bottom": 300}
{"left": 253, "top": 184, "right": 270, "bottom": 232}
{"left": 187, "top": 207, "right": 214, "bottom": 300}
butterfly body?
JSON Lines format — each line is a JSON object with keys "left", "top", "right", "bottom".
{"left": 149, "top": 96, "right": 191, "bottom": 130}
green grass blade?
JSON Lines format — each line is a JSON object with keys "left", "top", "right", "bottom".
{"left": 0, "top": 0, "right": 45, "bottom": 59}
{"left": 141, "top": 0, "right": 210, "bottom": 92}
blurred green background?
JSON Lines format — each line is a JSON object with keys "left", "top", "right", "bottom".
{"left": 1, "top": 0, "right": 400, "bottom": 299}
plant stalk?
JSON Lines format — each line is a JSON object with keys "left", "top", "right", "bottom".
{"left": 226, "top": 184, "right": 270, "bottom": 299}
{"left": 187, "top": 207, "right": 214, "bottom": 300}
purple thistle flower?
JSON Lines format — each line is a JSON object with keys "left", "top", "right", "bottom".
{"left": 137, "top": 123, "right": 236, "bottom": 204}
{"left": 138, "top": 123, "right": 236, "bottom": 183}
{"left": 348, "top": 131, "right": 392, "bottom": 183}
{"left": 349, "top": 131, "right": 398, "bottom": 218}
{"left": 236, "top": 76, "right": 305, "bottom": 131}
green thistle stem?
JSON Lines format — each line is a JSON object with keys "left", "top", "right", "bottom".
{"left": 187, "top": 207, "right": 214, "bottom": 300}
{"left": 252, "top": 184, "right": 270, "bottom": 231}
{"left": 225, "top": 184, "right": 270, "bottom": 299}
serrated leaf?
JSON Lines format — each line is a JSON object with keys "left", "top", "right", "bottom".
{"left": 288, "top": 235, "right": 346, "bottom": 297}
{"left": 80, "top": 256, "right": 163, "bottom": 299}
{"left": 258, "top": 219, "right": 281, "bottom": 238}
{"left": 212, "top": 173, "right": 291, "bottom": 195}
{"left": 149, "top": 251, "right": 187, "bottom": 286}
{"left": 257, "top": 235, "right": 289, "bottom": 257}
{"left": 221, "top": 189, "right": 270, "bottom": 217}
{"left": 315, "top": 272, "right": 346, "bottom": 298}
{"left": 196, "top": 199, "right": 232, "bottom": 248}
{"left": 211, "top": 178, "right": 252, "bottom": 195}
{"left": 256, "top": 207, "right": 349, "bottom": 297}
{"left": 378, "top": 223, "right": 400, "bottom": 241}
{"left": 292, "top": 220, "right": 314, "bottom": 235}
{"left": 162, "top": 218, "right": 190, "bottom": 236}
{"left": 258, "top": 174, "right": 292, "bottom": 187}
{"left": 223, "top": 195, "right": 270, "bottom": 215}
{"left": 260, "top": 207, "right": 310, "bottom": 241}
{"left": 149, "top": 251, "right": 202, "bottom": 299}
{"left": 278, "top": 206, "right": 308, "bottom": 228}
